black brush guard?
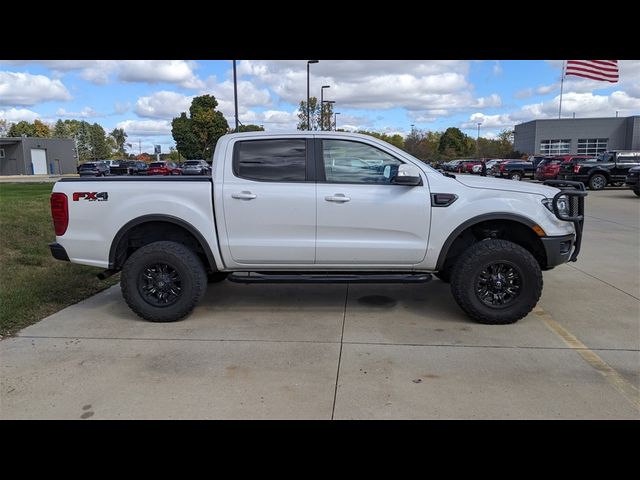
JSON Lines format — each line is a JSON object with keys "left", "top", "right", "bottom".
{"left": 543, "top": 180, "right": 587, "bottom": 262}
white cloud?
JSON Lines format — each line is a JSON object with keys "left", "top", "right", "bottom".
{"left": 135, "top": 91, "right": 194, "bottom": 119}
{"left": 0, "top": 107, "right": 40, "bottom": 122}
{"left": 118, "top": 61, "right": 204, "bottom": 89}
{"left": 114, "top": 101, "right": 131, "bottom": 114}
{"left": 56, "top": 106, "right": 101, "bottom": 118}
{"left": 116, "top": 119, "right": 172, "bottom": 136}
{"left": 461, "top": 113, "right": 514, "bottom": 130}
{"left": 515, "top": 88, "right": 533, "bottom": 99}
{"left": 236, "top": 60, "right": 490, "bottom": 112}
{"left": 0, "top": 71, "right": 71, "bottom": 106}
{"left": 0, "top": 60, "right": 204, "bottom": 89}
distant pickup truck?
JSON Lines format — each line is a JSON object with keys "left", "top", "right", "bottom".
{"left": 49, "top": 132, "right": 586, "bottom": 325}
{"left": 492, "top": 160, "right": 535, "bottom": 181}
{"left": 558, "top": 150, "right": 640, "bottom": 190}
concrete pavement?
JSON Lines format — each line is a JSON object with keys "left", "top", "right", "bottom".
{"left": 1, "top": 189, "right": 638, "bottom": 419}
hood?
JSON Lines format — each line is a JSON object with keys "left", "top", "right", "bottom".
{"left": 455, "top": 175, "right": 559, "bottom": 197}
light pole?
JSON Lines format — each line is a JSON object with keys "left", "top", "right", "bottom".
{"left": 233, "top": 60, "right": 239, "bottom": 132}
{"left": 476, "top": 122, "right": 482, "bottom": 158}
{"left": 334, "top": 112, "right": 340, "bottom": 131}
{"left": 320, "top": 85, "right": 330, "bottom": 130}
{"left": 306, "top": 60, "right": 318, "bottom": 131}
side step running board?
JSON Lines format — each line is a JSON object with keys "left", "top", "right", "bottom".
{"left": 227, "top": 273, "right": 432, "bottom": 284}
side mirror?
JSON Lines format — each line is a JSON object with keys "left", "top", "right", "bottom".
{"left": 392, "top": 164, "right": 422, "bottom": 186}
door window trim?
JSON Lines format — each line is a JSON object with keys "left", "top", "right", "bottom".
{"left": 232, "top": 138, "right": 315, "bottom": 183}
{"left": 315, "top": 138, "right": 408, "bottom": 185}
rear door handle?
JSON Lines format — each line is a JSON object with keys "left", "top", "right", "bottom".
{"left": 325, "top": 194, "right": 350, "bottom": 203}
{"left": 231, "top": 191, "right": 257, "bottom": 200}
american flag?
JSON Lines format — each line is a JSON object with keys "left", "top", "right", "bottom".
{"left": 565, "top": 60, "right": 619, "bottom": 83}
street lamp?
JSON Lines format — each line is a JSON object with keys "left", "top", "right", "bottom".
{"left": 334, "top": 112, "right": 340, "bottom": 131}
{"left": 320, "top": 85, "right": 330, "bottom": 130}
{"left": 476, "top": 122, "right": 482, "bottom": 158}
{"left": 306, "top": 61, "right": 319, "bottom": 131}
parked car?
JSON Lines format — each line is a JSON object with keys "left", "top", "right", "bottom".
{"left": 528, "top": 155, "right": 547, "bottom": 169}
{"left": 109, "top": 160, "right": 149, "bottom": 176}
{"left": 472, "top": 159, "right": 502, "bottom": 174}
{"left": 535, "top": 156, "right": 595, "bottom": 182}
{"left": 147, "top": 161, "right": 182, "bottom": 176}
{"left": 625, "top": 166, "right": 640, "bottom": 197}
{"left": 559, "top": 150, "right": 640, "bottom": 190}
{"left": 181, "top": 160, "right": 211, "bottom": 176}
{"left": 50, "top": 131, "right": 586, "bottom": 326}
{"left": 493, "top": 160, "right": 534, "bottom": 180}
{"left": 456, "top": 160, "right": 482, "bottom": 174}
{"left": 102, "top": 160, "right": 121, "bottom": 170}
{"left": 77, "top": 161, "right": 109, "bottom": 177}
{"left": 443, "top": 160, "right": 465, "bottom": 172}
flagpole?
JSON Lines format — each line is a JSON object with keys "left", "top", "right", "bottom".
{"left": 558, "top": 60, "right": 566, "bottom": 119}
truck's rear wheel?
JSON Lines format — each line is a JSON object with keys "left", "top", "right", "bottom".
{"left": 121, "top": 241, "right": 207, "bottom": 322}
{"left": 450, "top": 239, "right": 542, "bottom": 324}
{"left": 588, "top": 174, "right": 607, "bottom": 190}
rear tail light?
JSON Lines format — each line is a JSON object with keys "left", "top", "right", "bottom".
{"left": 573, "top": 164, "right": 581, "bottom": 173}
{"left": 51, "top": 192, "right": 68, "bottom": 236}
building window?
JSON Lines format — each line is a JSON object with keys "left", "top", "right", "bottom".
{"left": 0, "top": 148, "right": 4, "bottom": 159}
{"left": 577, "top": 138, "right": 608, "bottom": 156}
{"left": 540, "top": 139, "right": 571, "bottom": 155}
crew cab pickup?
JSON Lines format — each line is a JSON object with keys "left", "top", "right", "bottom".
{"left": 49, "top": 132, "right": 586, "bottom": 325}
{"left": 559, "top": 150, "right": 640, "bottom": 190}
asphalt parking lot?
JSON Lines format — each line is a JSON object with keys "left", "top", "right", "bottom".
{"left": 1, "top": 188, "right": 638, "bottom": 419}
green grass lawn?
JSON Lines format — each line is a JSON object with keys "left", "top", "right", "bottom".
{"left": 0, "top": 183, "right": 119, "bottom": 337}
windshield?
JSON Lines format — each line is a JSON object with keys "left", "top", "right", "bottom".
{"left": 184, "top": 161, "right": 200, "bottom": 166}
{"left": 149, "top": 162, "right": 164, "bottom": 168}
{"left": 79, "top": 163, "right": 96, "bottom": 169}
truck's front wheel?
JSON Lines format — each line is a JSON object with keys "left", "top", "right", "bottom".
{"left": 121, "top": 241, "right": 207, "bottom": 322}
{"left": 450, "top": 239, "right": 542, "bottom": 324}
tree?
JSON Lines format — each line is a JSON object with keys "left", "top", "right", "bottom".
{"left": 89, "top": 123, "right": 110, "bottom": 160}
{"left": 33, "top": 120, "right": 51, "bottom": 138}
{"left": 172, "top": 112, "right": 200, "bottom": 159}
{"left": 109, "top": 128, "right": 128, "bottom": 157}
{"left": 167, "top": 147, "right": 181, "bottom": 162}
{"left": 297, "top": 97, "right": 321, "bottom": 130}
{"left": 438, "top": 127, "right": 473, "bottom": 159}
{"left": 238, "top": 124, "right": 264, "bottom": 132}
{"left": 8, "top": 121, "right": 36, "bottom": 137}
{"left": 171, "top": 95, "right": 229, "bottom": 160}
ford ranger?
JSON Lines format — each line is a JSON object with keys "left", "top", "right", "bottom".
{"left": 49, "top": 132, "right": 586, "bottom": 325}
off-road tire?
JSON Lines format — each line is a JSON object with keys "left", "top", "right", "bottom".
{"left": 121, "top": 241, "right": 207, "bottom": 322}
{"left": 450, "top": 239, "right": 542, "bottom": 324}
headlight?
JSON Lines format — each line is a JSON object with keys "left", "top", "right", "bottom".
{"left": 542, "top": 195, "right": 569, "bottom": 216}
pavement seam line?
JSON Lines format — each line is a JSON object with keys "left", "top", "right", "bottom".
{"left": 331, "top": 283, "right": 348, "bottom": 421}
{"left": 564, "top": 264, "right": 640, "bottom": 301}
{"left": 534, "top": 306, "right": 640, "bottom": 412}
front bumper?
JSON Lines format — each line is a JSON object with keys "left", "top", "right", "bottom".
{"left": 542, "top": 180, "right": 587, "bottom": 263}
{"left": 49, "top": 242, "right": 69, "bottom": 262}
{"left": 541, "top": 234, "right": 575, "bottom": 269}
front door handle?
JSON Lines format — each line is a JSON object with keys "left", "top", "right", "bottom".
{"left": 325, "top": 194, "right": 350, "bottom": 203}
{"left": 231, "top": 191, "right": 257, "bottom": 200}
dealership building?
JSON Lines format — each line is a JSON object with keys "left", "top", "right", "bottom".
{"left": 0, "top": 137, "right": 76, "bottom": 176}
{"left": 514, "top": 116, "right": 640, "bottom": 156}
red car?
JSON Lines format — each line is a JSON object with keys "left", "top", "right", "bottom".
{"left": 534, "top": 155, "right": 594, "bottom": 181}
{"left": 147, "top": 161, "right": 182, "bottom": 176}
{"left": 456, "top": 160, "right": 482, "bottom": 173}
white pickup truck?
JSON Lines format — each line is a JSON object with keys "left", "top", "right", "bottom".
{"left": 49, "top": 132, "right": 586, "bottom": 325}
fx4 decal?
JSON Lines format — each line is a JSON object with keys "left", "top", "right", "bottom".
{"left": 73, "top": 192, "right": 109, "bottom": 202}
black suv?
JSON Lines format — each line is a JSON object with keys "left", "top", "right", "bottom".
{"left": 559, "top": 150, "right": 640, "bottom": 190}
{"left": 109, "top": 160, "right": 148, "bottom": 175}
{"left": 492, "top": 160, "right": 534, "bottom": 181}
{"left": 78, "top": 161, "right": 109, "bottom": 177}
{"left": 625, "top": 166, "right": 640, "bottom": 197}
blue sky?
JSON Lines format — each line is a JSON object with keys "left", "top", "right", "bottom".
{"left": 1, "top": 60, "right": 638, "bottom": 154}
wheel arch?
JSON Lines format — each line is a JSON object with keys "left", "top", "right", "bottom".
{"left": 109, "top": 214, "right": 218, "bottom": 272}
{"left": 435, "top": 213, "right": 546, "bottom": 271}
